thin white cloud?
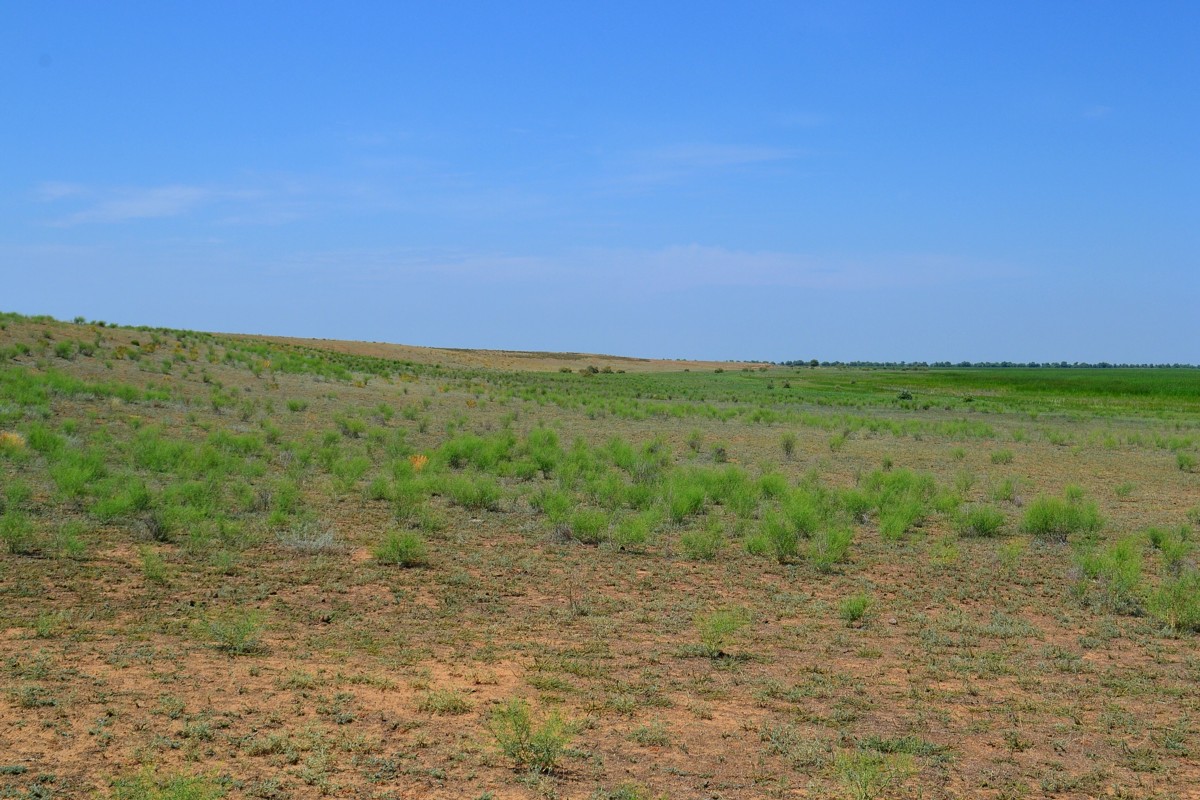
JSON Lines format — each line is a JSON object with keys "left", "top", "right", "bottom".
{"left": 643, "top": 143, "right": 801, "bottom": 168}
{"left": 62, "top": 185, "right": 214, "bottom": 224}
{"left": 34, "top": 181, "right": 89, "bottom": 201}
{"left": 605, "top": 141, "right": 805, "bottom": 189}
{"left": 1083, "top": 105, "right": 1113, "bottom": 119}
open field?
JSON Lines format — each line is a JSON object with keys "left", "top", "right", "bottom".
{"left": 2, "top": 311, "right": 1199, "bottom": 799}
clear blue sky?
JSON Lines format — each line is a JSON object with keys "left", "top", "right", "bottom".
{"left": 3, "top": 2, "right": 1197, "bottom": 362}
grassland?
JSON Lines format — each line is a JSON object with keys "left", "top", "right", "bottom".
{"left": 1, "top": 311, "right": 1198, "bottom": 799}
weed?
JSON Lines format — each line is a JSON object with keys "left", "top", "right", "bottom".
{"left": 1021, "top": 491, "right": 1103, "bottom": 542}
{"left": 419, "top": 689, "right": 471, "bottom": 715}
{"left": 679, "top": 522, "right": 723, "bottom": 561}
{"left": 835, "top": 750, "right": 913, "bottom": 800}
{"left": 809, "top": 525, "right": 853, "bottom": 572}
{"left": 1147, "top": 572, "right": 1200, "bottom": 633}
{"left": 839, "top": 594, "right": 872, "bottom": 625}
{"left": 374, "top": 530, "right": 429, "bottom": 567}
{"left": 990, "top": 449, "right": 1014, "bottom": 465}
{"left": 204, "top": 610, "right": 266, "bottom": 655}
{"left": 488, "top": 698, "right": 574, "bottom": 773}
{"left": 695, "top": 606, "right": 750, "bottom": 658}
{"left": 954, "top": 504, "right": 1005, "bottom": 537}
{"left": 781, "top": 432, "right": 797, "bottom": 458}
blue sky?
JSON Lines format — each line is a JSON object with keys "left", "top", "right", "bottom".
{"left": 3, "top": 2, "right": 1197, "bottom": 362}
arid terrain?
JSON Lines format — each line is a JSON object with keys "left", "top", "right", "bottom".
{"left": 1, "top": 312, "right": 1198, "bottom": 799}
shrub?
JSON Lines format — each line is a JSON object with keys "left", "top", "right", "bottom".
{"left": 781, "top": 432, "right": 798, "bottom": 459}
{"left": 570, "top": 508, "right": 610, "bottom": 545}
{"left": 809, "top": 525, "right": 853, "bottom": 572}
{"left": 839, "top": 594, "right": 871, "bottom": 625}
{"left": 1147, "top": 571, "right": 1200, "bottom": 634}
{"left": 374, "top": 530, "right": 428, "bottom": 567}
{"left": 1178, "top": 452, "right": 1197, "bottom": 473}
{"left": 140, "top": 546, "right": 170, "bottom": 585}
{"left": 1021, "top": 492, "right": 1103, "bottom": 542}
{"left": 443, "top": 473, "right": 502, "bottom": 511}
{"left": 758, "top": 511, "right": 799, "bottom": 564}
{"left": 1075, "top": 537, "right": 1143, "bottom": 613}
{"left": 1146, "top": 526, "right": 1192, "bottom": 574}
{"left": 0, "top": 510, "right": 35, "bottom": 554}
{"left": 695, "top": 606, "right": 750, "bottom": 657}
{"left": 680, "top": 523, "right": 723, "bottom": 561}
{"left": 954, "top": 505, "right": 1005, "bottom": 537}
{"left": 610, "top": 510, "right": 656, "bottom": 551}
{"left": 419, "top": 689, "right": 471, "bottom": 715}
{"left": 488, "top": 698, "right": 574, "bottom": 773}
{"left": 990, "top": 449, "right": 1014, "bottom": 465}
{"left": 205, "top": 610, "right": 266, "bottom": 655}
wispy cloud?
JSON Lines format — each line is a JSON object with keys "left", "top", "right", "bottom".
{"left": 643, "top": 143, "right": 801, "bottom": 168}
{"left": 256, "top": 243, "right": 1012, "bottom": 295}
{"left": 1083, "top": 105, "right": 1113, "bottom": 119}
{"left": 606, "top": 141, "right": 805, "bottom": 189}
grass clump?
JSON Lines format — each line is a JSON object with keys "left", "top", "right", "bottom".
{"left": 695, "top": 606, "right": 750, "bottom": 658}
{"left": 954, "top": 504, "right": 1005, "bottom": 537}
{"left": 839, "top": 594, "right": 872, "bottom": 625}
{"left": 419, "top": 688, "right": 471, "bottom": 715}
{"left": 374, "top": 530, "right": 428, "bottom": 567}
{"left": 679, "top": 521, "right": 723, "bottom": 561}
{"left": 1020, "top": 488, "right": 1103, "bottom": 542}
{"left": 204, "top": 610, "right": 266, "bottom": 655}
{"left": 0, "top": 510, "right": 36, "bottom": 555}
{"left": 488, "top": 698, "right": 574, "bottom": 774}
{"left": 1147, "top": 571, "right": 1200, "bottom": 634}
{"left": 1075, "top": 537, "right": 1143, "bottom": 613}
{"left": 808, "top": 525, "right": 853, "bottom": 572}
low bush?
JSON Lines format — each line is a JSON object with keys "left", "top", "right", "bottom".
{"left": 954, "top": 504, "right": 1005, "bottom": 537}
{"left": 1147, "top": 571, "right": 1200, "bottom": 634}
{"left": 1021, "top": 491, "right": 1103, "bottom": 542}
{"left": 488, "top": 698, "right": 574, "bottom": 773}
{"left": 374, "top": 530, "right": 428, "bottom": 567}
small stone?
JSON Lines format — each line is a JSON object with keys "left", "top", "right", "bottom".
{"left": 888, "top": 617, "right": 898, "bottom": 625}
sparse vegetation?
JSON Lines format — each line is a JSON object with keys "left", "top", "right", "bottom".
{"left": 0, "top": 312, "right": 1198, "bottom": 797}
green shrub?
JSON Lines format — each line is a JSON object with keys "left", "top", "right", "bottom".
{"left": 443, "top": 473, "right": 502, "bottom": 511}
{"left": 487, "top": 698, "right": 574, "bottom": 773}
{"left": 1147, "top": 571, "right": 1200, "bottom": 634}
{"left": 954, "top": 505, "right": 1005, "bottom": 537}
{"left": 990, "top": 449, "right": 1014, "bottom": 465}
{"left": 758, "top": 511, "right": 799, "bottom": 564}
{"left": 204, "top": 610, "right": 266, "bottom": 655}
{"left": 695, "top": 606, "right": 750, "bottom": 657}
{"left": 1075, "top": 537, "right": 1143, "bottom": 613}
{"left": 839, "top": 594, "right": 871, "bottom": 625}
{"left": 140, "top": 546, "right": 170, "bottom": 585}
{"left": 680, "top": 523, "right": 723, "bottom": 561}
{"left": 1021, "top": 492, "right": 1103, "bottom": 542}
{"left": 1146, "top": 526, "right": 1192, "bottom": 574}
{"left": 0, "top": 510, "right": 35, "bottom": 554}
{"left": 610, "top": 510, "right": 657, "bottom": 551}
{"left": 1177, "top": 452, "right": 1197, "bottom": 473}
{"left": 570, "top": 508, "right": 610, "bottom": 544}
{"left": 419, "top": 688, "right": 471, "bottom": 715}
{"left": 374, "top": 530, "right": 428, "bottom": 567}
{"left": 809, "top": 525, "right": 853, "bottom": 572}
{"left": 781, "top": 432, "right": 798, "bottom": 459}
